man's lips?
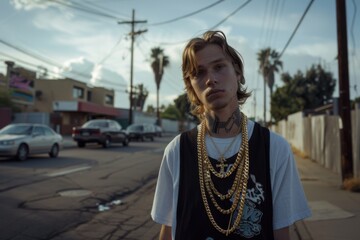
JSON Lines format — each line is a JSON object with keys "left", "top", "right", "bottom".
{"left": 206, "top": 89, "right": 224, "bottom": 98}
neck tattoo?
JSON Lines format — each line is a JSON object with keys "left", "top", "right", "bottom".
{"left": 209, "top": 110, "right": 241, "bottom": 134}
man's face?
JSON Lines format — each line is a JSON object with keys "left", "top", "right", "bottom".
{"left": 190, "top": 44, "right": 239, "bottom": 112}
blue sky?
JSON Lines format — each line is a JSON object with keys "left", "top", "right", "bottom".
{"left": 0, "top": 0, "right": 359, "bottom": 120}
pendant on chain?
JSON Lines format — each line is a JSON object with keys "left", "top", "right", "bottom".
{"left": 216, "top": 157, "right": 228, "bottom": 176}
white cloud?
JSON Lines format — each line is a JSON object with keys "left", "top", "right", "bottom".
{"left": 91, "top": 64, "right": 102, "bottom": 85}
{"left": 63, "top": 57, "right": 85, "bottom": 69}
{"left": 10, "top": 0, "right": 56, "bottom": 10}
{"left": 33, "top": 10, "right": 98, "bottom": 35}
{"left": 53, "top": 57, "right": 127, "bottom": 92}
{"left": 287, "top": 42, "right": 337, "bottom": 61}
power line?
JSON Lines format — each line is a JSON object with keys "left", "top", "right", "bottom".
{"left": 0, "top": 39, "right": 63, "bottom": 68}
{"left": 258, "top": 0, "right": 270, "bottom": 48}
{"left": 148, "top": 0, "right": 225, "bottom": 26}
{"left": 142, "top": 0, "right": 253, "bottom": 46}
{"left": 0, "top": 39, "right": 127, "bottom": 87}
{"left": 48, "top": 0, "right": 128, "bottom": 21}
{"left": 0, "top": 50, "right": 127, "bottom": 91}
{"left": 70, "top": 0, "right": 130, "bottom": 20}
{"left": 272, "top": 0, "right": 286, "bottom": 49}
{"left": 278, "top": 0, "right": 314, "bottom": 58}
{"left": 209, "top": 0, "right": 253, "bottom": 29}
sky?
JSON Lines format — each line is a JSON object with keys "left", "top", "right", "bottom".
{"left": 0, "top": 0, "right": 359, "bottom": 121}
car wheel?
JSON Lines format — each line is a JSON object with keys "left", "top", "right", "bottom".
{"left": 77, "top": 142, "right": 85, "bottom": 148}
{"left": 102, "top": 136, "right": 111, "bottom": 148}
{"left": 123, "top": 137, "right": 129, "bottom": 146}
{"left": 49, "top": 144, "right": 59, "bottom": 158}
{"left": 16, "top": 144, "right": 28, "bottom": 161}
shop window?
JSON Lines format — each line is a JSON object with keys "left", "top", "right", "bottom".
{"left": 105, "top": 95, "right": 114, "bottom": 105}
{"left": 87, "top": 90, "right": 92, "bottom": 101}
{"left": 73, "top": 86, "right": 84, "bottom": 99}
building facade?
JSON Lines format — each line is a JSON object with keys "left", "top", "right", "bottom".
{"left": 2, "top": 62, "right": 129, "bottom": 134}
{"left": 35, "top": 78, "right": 129, "bottom": 134}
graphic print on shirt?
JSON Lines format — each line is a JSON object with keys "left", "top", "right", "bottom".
{"left": 233, "top": 174, "right": 265, "bottom": 238}
{"left": 204, "top": 173, "right": 266, "bottom": 239}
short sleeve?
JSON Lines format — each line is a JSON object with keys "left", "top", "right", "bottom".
{"left": 151, "top": 135, "right": 180, "bottom": 226}
{"left": 270, "top": 132, "right": 312, "bottom": 229}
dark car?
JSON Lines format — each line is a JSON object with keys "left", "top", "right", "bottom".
{"left": 72, "top": 119, "right": 129, "bottom": 148}
{"left": 126, "top": 123, "right": 156, "bottom": 141}
{"left": 0, "top": 123, "right": 63, "bottom": 161}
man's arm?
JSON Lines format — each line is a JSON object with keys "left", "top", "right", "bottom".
{"left": 274, "top": 226, "right": 290, "bottom": 240}
{"left": 159, "top": 225, "right": 172, "bottom": 240}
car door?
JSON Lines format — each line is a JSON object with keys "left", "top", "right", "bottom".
{"left": 31, "top": 126, "right": 46, "bottom": 153}
{"left": 109, "top": 121, "right": 122, "bottom": 143}
{"left": 42, "top": 126, "right": 56, "bottom": 152}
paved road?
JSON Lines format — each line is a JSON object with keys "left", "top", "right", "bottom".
{"left": 0, "top": 135, "right": 172, "bottom": 240}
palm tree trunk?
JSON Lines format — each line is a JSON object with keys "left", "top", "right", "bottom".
{"left": 156, "top": 87, "right": 160, "bottom": 125}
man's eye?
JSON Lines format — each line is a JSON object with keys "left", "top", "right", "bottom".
{"left": 195, "top": 70, "right": 205, "bottom": 78}
{"left": 214, "top": 64, "right": 225, "bottom": 71}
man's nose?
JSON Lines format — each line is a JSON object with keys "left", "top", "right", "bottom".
{"left": 206, "top": 71, "right": 218, "bottom": 85}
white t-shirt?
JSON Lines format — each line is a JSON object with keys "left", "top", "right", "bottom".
{"left": 151, "top": 120, "right": 311, "bottom": 238}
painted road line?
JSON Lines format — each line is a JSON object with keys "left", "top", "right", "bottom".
{"left": 46, "top": 165, "right": 91, "bottom": 177}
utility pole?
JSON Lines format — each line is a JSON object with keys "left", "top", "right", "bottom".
{"left": 118, "top": 9, "right": 147, "bottom": 125}
{"left": 263, "top": 76, "right": 267, "bottom": 126}
{"left": 336, "top": 0, "right": 353, "bottom": 182}
{"left": 5, "top": 61, "right": 15, "bottom": 90}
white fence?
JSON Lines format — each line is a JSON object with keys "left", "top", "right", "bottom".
{"left": 13, "top": 112, "right": 50, "bottom": 125}
{"left": 271, "top": 109, "right": 360, "bottom": 178}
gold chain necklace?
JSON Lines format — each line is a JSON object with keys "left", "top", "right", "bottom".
{"left": 207, "top": 128, "right": 240, "bottom": 176}
{"left": 197, "top": 112, "right": 249, "bottom": 236}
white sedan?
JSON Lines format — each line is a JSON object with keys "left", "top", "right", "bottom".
{"left": 0, "top": 123, "right": 63, "bottom": 161}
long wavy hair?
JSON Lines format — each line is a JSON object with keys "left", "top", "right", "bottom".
{"left": 182, "top": 30, "right": 251, "bottom": 120}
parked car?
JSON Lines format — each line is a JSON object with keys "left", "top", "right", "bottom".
{"left": 126, "top": 123, "right": 156, "bottom": 141}
{"left": 72, "top": 119, "right": 129, "bottom": 148}
{"left": 0, "top": 123, "right": 63, "bottom": 161}
{"left": 154, "top": 124, "right": 163, "bottom": 137}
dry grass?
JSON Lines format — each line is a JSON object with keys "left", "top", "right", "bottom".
{"left": 343, "top": 178, "right": 360, "bottom": 192}
{"left": 291, "top": 145, "right": 308, "bottom": 159}
{"left": 289, "top": 145, "right": 360, "bottom": 193}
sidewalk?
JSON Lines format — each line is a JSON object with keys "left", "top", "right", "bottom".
{"left": 292, "top": 155, "right": 360, "bottom": 240}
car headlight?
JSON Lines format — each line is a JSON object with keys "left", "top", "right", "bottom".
{"left": 0, "top": 140, "right": 15, "bottom": 145}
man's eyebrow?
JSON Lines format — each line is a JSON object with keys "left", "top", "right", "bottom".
{"left": 197, "top": 57, "right": 227, "bottom": 67}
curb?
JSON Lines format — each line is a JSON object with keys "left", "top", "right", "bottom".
{"left": 294, "top": 220, "right": 313, "bottom": 240}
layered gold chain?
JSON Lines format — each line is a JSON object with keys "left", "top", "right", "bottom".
{"left": 197, "top": 112, "right": 249, "bottom": 236}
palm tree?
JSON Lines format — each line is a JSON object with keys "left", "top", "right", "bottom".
{"left": 257, "top": 48, "right": 282, "bottom": 124}
{"left": 150, "top": 47, "right": 170, "bottom": 125}
{"left": 133, "top": 84, "right": 148, "bottom": 111}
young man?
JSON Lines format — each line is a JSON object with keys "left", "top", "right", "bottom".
{"left": 151, "top": 31, "right": 311, "bottom": 240}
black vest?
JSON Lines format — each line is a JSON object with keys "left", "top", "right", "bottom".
{"left": 175, "top": 123, "right": 273, "bottom": 240}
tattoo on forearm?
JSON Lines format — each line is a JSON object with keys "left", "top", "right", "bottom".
{"left": 208, "top": 110, "right": 241, "bottom": 133}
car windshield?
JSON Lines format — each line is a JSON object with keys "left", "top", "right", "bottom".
{"left": 127, "top": 125, "right": 142, "bottom": 131}
{"left": 0, "top": 125, "right": 32, "bottom": 135}
{"left": 82, "top": 121, "right": 108, "bottom": 128}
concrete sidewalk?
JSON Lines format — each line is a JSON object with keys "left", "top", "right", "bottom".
{"left": 292, "top": 155, "right": 360, "bottom": 240}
